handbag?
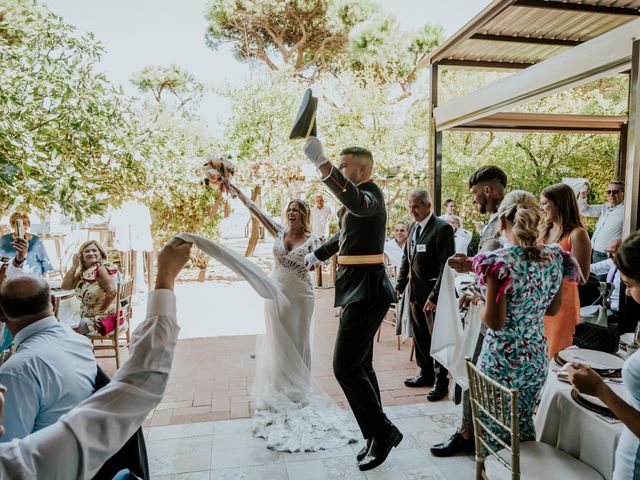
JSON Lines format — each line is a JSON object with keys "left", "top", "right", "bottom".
{"left": 573, "top": 322, "right": 620, "bottom": 354}
{"left": 96, "top": 307, "right": 125, "bottom": 336}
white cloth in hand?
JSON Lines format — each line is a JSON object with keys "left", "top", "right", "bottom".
{"left": 304, "top": 252, "right": 320, "bottom": 271}
{"left": 303, "top": 137, "right": 329, "bottom": 169}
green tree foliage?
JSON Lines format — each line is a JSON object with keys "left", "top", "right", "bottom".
{"left": 131, "top": 65, "right": 222, "bottom": 246}
{"left": 204, "top": 0, "right": 378, "bottom": 78}
{"left": 131, "top": 64, "right": 206, "bottom": 113}
{"left": 0, "top": 0, "right": 151, "bottom": 219}
{"left": 204, "top": 0, "right": 443, "bottom": 90}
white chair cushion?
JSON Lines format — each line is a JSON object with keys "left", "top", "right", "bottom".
{"left": 485, "top": 441, "right": 604, "bottom": 480}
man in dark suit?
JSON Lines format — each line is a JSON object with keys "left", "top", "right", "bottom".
{"left": 396, "top": 189, "right": 454, "bottom": 402}
{"left": 302, "top": 137, "right": 400, "bottom": 472}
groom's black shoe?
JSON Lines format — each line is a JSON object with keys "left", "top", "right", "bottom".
{"left": 404, "top": 374, "right": 434, "bottom": 388}
{"left": 356, "top": 439, "right": 372, "bottom": 462}
{"left": 358, "top": 425, "right": 403, "bottom": 471}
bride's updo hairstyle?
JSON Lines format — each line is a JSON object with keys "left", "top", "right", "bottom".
{"left": 498, "top": 190, "right": 547, "bottom": 260}
{"left": 287, "top": 199, "right": 312, "bottom": 235}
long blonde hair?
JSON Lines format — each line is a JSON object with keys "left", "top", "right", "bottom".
{"left": 76, "top": 240, "right": 108, "bottom": 275}
{"left": 499, "top": 190, "right": 547, "bottom": 260}
{"left": 287, "top": 199, "right": 312, "bottom": 235}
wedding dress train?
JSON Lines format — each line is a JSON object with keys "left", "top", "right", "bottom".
{"left": 251, "top": 229, "right": 358, "bottom": 452}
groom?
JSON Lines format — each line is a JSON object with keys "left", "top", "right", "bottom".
{"left": 303, "top": 138, "right": 401, "bottom": 471}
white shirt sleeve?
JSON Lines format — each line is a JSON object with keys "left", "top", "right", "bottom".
{"left": 0, "top": 289, "right": 179, "bottom": 480}
{"left": 577, "top": 198, "right": 606, "bottom": 218}
{"left": 590, "top": 258, "right": 613, "bottom": 276}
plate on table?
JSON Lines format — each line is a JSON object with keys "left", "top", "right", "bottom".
{"left": 571, "top": 382, "right": 627, "bottom": 419}
{"left": 555, "top": 348, "right": 624, "bottom": 375}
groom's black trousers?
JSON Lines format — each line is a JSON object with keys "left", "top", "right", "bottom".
{"left": 333, "top": 297, "right": 393, "bottom": 440}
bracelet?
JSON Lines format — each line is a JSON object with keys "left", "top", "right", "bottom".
{"left": 13, "top": 257, "right": 25, "bottom": 267}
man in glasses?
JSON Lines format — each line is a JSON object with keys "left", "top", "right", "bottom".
{"left": 578, "top": 180, "right": 625, "bottom": 264}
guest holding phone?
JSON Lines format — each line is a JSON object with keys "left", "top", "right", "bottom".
{"left": 0, "top": 213, "right": 53, "bottom": 277}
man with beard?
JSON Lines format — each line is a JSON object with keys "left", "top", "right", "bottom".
{"left": 430, "top": 165, "right": 507, "bottom": 457}
{"left": 302, "top": 138, "right": 401, "bottom": 471}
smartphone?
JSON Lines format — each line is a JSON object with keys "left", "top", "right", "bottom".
{"left": 1, "top": 256, "right": 9, "bottom": 264}
{"left": 16, "top": 219, "right": 24, "bottom": 239}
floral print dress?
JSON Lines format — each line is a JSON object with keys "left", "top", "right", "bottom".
{"left": 473, "top": 244, "right": 580, "bottom": 444}
{"left": 75, "top": 262, "right": 120, "bottom": 335}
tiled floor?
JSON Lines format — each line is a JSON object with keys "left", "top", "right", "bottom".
{"left": 146, "top": 403, "right": 475, "bottom": 480}
{"left": 101, "top": 287, "right": 432, "bottom": 427}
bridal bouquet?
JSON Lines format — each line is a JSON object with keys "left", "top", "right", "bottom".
{"left": 203, "top": 154, "right": 236, "bottom": 190}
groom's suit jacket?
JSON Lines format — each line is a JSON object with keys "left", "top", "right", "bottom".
{"left": 395, "top": 215, "right": 454, "bottom": 308}
{"left": 314, "top": 166, "right": 395, "bottom": 307}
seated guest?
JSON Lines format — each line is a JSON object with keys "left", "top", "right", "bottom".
{"left": 568, "top": 230, "right": 640, "bottom": 480}
{"left": 61, "top": 240, "right": 119, "bottom": 335}
{"left": 590, "top": 237, "right": 622, "bottom": 315}
{"left": 471, "top": 190, "right": 579, "bottom": 446}
{"left": 0, "top": 213, "right": 53, "bottom": 277}
{"left": 448, "top": 216, "right": 472, "bottom": 255}
{"left": 384, "top": 221, "right": 408, "bottom": 270}
{"left": 0, "top": 238, "right": 191, "bottom": 478}
{"left": 0, "top": 276, "right": 97, "bottom": 442}
{"left": 0, "top": 237, "right": 28, "bottom": 354}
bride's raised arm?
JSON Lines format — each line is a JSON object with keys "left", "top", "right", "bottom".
{"left": 225, "top": 182, "right": 282, "bottom": 238}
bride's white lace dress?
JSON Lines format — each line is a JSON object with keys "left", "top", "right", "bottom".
{"left": 252, "top": 228, "right": 359, "bottom": 452}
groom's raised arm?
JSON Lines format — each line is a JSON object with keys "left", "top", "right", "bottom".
{"left": 321, "top": 166, "right": 380, "bottom": 218}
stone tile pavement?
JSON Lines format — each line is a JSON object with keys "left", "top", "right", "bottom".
{"left": 146, "top": 403, "right": 475, "bottom": 480}
{"left": 100, "top": 288, "right": 432, "bottom": 427}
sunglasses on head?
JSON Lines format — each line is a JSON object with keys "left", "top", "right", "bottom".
{"left": 606, "top": 190, "right": 623, "bottom": 195}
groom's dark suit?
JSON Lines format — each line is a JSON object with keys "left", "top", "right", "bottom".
{"left": 396, "top": 215, "right": 454, "bottom": 386}
{"left": 314, "top": 166, "right": 396, "bottom": 440}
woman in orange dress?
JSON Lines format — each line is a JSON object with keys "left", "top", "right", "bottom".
{"left": 539, "top": 183, "right": 591, "bottom": 357}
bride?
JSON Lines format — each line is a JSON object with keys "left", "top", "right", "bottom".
{"left": 219, "top": 179, "right": 358, "bottom": 452}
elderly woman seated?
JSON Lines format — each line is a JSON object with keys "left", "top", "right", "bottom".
{"left": 0, "top": 212, "right": 53, "bottom": 277}
{"left": 61, "top": 240, "right": 121, "bottom": 335}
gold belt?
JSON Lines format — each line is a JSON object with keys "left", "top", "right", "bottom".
{"left": 337, "top": 254, "right": 385, "bottom": 265}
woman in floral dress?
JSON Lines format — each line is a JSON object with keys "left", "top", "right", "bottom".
{"left": 61, "top": 240, "right": 120, "bottom": 335}
{"left": 471, "top": 190, "right": 580, "bottom": 443}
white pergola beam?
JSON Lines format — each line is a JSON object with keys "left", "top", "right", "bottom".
{"left": 434, "top": 19, "right": 640, "bottom": 131}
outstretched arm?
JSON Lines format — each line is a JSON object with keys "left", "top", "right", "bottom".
{"left": 226, "top": 182, "right": 282, "bottom": 238}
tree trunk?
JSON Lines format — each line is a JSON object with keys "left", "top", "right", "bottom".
{"left": 197, "top": 268, "right": 207, "bottom": 282}
{"left": 245, "top": 185, "right": 262, "bottom": 257}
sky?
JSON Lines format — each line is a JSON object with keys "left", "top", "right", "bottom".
{"left": 44, "top": 0, "right": 489, "bottom": 131}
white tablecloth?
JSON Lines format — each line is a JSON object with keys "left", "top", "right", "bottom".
{"left": 535, "top": 365, "right": 624, "bottom": 479}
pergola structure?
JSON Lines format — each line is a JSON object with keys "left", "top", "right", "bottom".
{"left": 424, "top": 0, "right": 640, "bottom": 329}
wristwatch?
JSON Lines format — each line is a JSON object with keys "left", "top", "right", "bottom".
{"left": 12, "top": 257, "right": 25, "bottom": 268}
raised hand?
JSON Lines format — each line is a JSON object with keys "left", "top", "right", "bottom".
{"left": 303, "top": 137, "right": 329, "bottom": 169}
{"left": 11, "top": 237, "right": 28, "bottom": 262}
{"left": 155, "top": 237, "right": 193, "bottom": 291}
{"left": 448, "top": 253, "right": 472, "bottom": 274}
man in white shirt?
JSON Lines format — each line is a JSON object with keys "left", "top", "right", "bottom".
{"left": 447, "top": 217, "right": 472, "bottom": 255}
{"left": 310, "top": 194, "right": 333, "bottom": 239}
{"left": 0, "top": 275, "right": 97, "bottom": 442}
{"left": 384, "top": 222, "right": 408, "bottom": 270}
{"left": 439, "top": 198, "right": 462, "bottom": 224}
{"left": 578, "top": 180, "right": 624, "bottom": 264}
{"left": 0, "top": 238, "right": 191, "bottom": 479}
{"left": 590, "top": 238, "right": 622, "bottom": 313}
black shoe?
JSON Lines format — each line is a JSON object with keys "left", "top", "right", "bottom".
{"left": 358, "top": 425, "right": 403, "bottom": 471}
{"left": 356, "top": 439, "right": 372, "bottom": 462}
{"left": 427, "top": 383, "right": 448, "bottom": 402}
{"left": 430, "top": 432, "right": 474, "bottom": 457}
{"left": 404, "top": 374, "right": 434, "bottom": 388}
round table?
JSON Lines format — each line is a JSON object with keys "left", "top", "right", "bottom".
{"left": 535, "top": 364, "right": 624, "bottom": 479}
{"left": 51, "top": 289, "right": 75, "bottom": 318}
